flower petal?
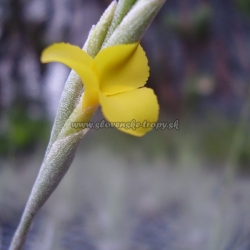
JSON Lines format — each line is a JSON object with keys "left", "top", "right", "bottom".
{"left": 41, "top": 43, "right": 99, "bottom": 87}
{"left": 99, "top": 88, "right": 159, "bottom": 136}
{"left": 41, "top": 43, "right": 99, "bottom": 107}
{"left": 94, "top": 43, "right": 149, "bottom": 95}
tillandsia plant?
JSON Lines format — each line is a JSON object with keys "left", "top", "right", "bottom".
{"left": 9, "top": 0, "right": 166, "bottom": 249}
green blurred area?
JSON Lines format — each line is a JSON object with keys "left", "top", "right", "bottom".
{"left": 237, "top": 0, "right": 250, "bottom": 16}
{"left": 0, "top": 105, "right": 49, "bottom": 156}
{"left": 165, "top": 5, "right": 212, "bottom": 43}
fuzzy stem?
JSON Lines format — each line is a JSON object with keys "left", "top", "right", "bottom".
{"left": 87, "top": 1, "right": 117, "bottom": 57}
{"left": 58, "top": 94, "right": 98, "bottom": 138}
{"left": 103, "top": 0, "right": 137, "bottom": 44}
{"left": 9, "top": 130, "right": 88, "bottom": 250}
{"left": 103, "top": 0, "right": 166, "bottom": 48}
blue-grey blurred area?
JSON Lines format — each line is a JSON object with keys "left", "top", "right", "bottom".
{"left": 1, "top": 0, "right": 250, "bottom": 249}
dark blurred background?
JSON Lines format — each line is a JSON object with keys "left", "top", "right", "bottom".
{"left": 0, "top": 0, "right": 250, "bottom": 250}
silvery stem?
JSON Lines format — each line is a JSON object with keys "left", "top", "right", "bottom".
{"left": 9, "top": 130, "right": 88, "bottom": 250}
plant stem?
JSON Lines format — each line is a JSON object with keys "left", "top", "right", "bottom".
{"left": 9, "top": 130, "right": 88, "bottom": 250}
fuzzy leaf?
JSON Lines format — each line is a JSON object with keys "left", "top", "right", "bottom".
{"left": 103, "top": 0, "right": 166, "bottom": 47}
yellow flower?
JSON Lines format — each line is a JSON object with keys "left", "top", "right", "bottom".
{"left": 41, "top": 43, "right": 159, "bottom": 136}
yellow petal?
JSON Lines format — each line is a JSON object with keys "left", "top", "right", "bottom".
{"left": 94, "top": 43, "right": 149, "bottom": 95}
{"left": 99, "top": 88, "right": 159, "bottom": 136}
{"left": 41, "top": 43, "right": 99, "bottom": 107}
{"left": 41, "top": 42, "right": 93, "bottom": 69}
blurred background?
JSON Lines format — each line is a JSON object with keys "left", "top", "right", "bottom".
{"left": 1, "top": 0, "right": 250, "bottom": 249}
